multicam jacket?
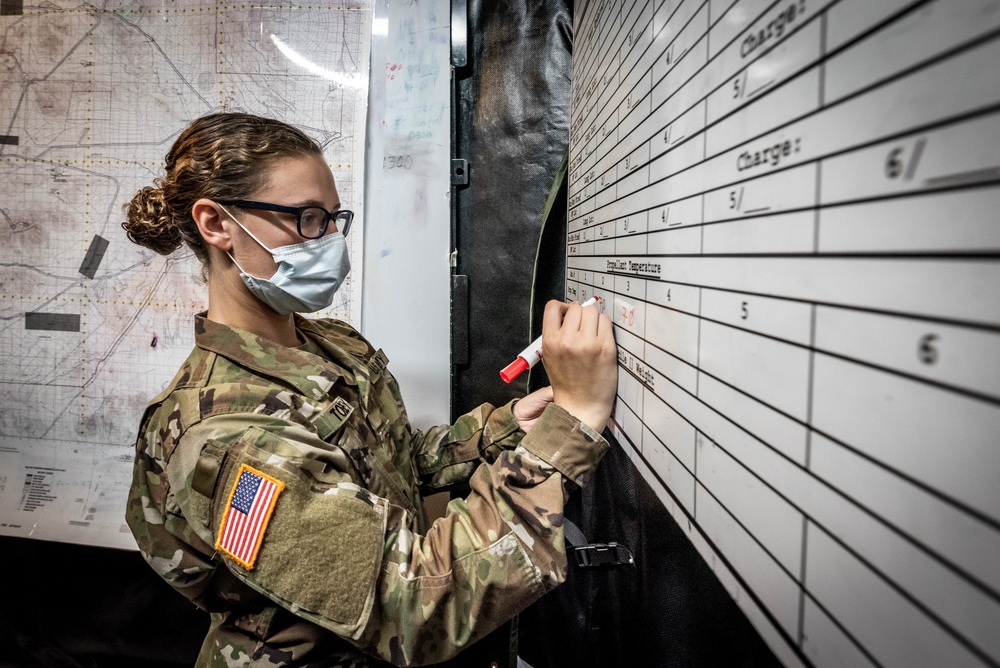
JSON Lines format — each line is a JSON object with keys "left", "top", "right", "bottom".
{"left": 126, "top": 313, "right": 609, "bottom": 667}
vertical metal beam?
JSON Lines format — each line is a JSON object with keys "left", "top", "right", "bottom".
{"left": 449, "top": 0, "right": 469, "bottom": 414}
{"left": 450, "top": 0, "right": 468, "bottom": 67}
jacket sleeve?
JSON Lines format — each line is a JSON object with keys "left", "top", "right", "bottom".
{"left": 408, "top": 398, "right": 529, "bottom": 490}
{"left": 365, "top": 403, "right": 608, "bottom": 665}
{"left": 187, "top": 403, "right": 608, "bottom": 667}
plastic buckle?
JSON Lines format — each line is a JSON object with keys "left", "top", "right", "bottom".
{"left": 572, "top": 542, "right": 635, "bottom": 568}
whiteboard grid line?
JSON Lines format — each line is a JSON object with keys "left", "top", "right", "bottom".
{"left": 615, "top": 358, "right": 1000, "bottom": 613}
{"left": 572, "top": 0, "right": 633, "bottom": 87}
{"left": 568, "top": 13, "right": 1000, "bottom": 201}
{"left": 687, "top": 456, "right": 998, "bottom": 668}
{"left": 572, "top": 1, "right": 1000, "bottom": 664}
{"left": 799, "top": 580, "right": 888, "bottom": 668}
{"left": 570, "top": 99, "right": 1000, "bottom": 226}
{"left": 571, "top": 0, "right": 666, "bottom": 128}
{"left": 797, "top": 515, "right": 810, "bottom": 646}
{"left": 805, "top": 304, "right": 816, "bottom": 467}
{"left": 611, "top": 333, "right": 1000, "bottom": 543}
{"left": 572, "top": 0, "right": 650, "bottom": 103}
{"left": 569, "top": 160, "right": 1000, "bottom": 236}
{"left": 572, "top": 0, "right": 776, "bottom": 136}
{"left": 571, "top": 90, "right": 1000, "bottom": 220}
{"left": 573, "top": 0, "right": 645, "bottom": 106}
{"left": 568, "top": 0, "right": 944, "bottom": 188}
{"left": 571, "top": 2, "right": 621, "bottom": 113}
{"left": 618, "top": 403, "right": 895, "bottom": 668}
{"left": 571, "top": 267, "right": 1000, "bottom": 334}
{"left": 571, "top": 0, "right": 806, "bottom": 181}
{"left": 570, "top": 0, "right": 829, "bottom": 187}
{"left": 610, "top": 411, "right": 815, "bottom": 667}
{"left": 569, "top": 246, "right": 1000, "bottom": 261}
{"left": 571, "top": 0, "right": 635, "bottom": 121}
{"left": 805, "top": 521, "right": 1000, "bottom": 668}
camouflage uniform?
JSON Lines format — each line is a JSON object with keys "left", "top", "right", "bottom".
{"left": 126, "top": 314, "right": 608, "bottom": 667}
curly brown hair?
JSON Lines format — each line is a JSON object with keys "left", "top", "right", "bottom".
{"left": 122, "top": 113, "right": 323, "bottom": 264}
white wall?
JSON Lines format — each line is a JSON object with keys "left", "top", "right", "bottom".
{"left": 362, "top": 0, "right": 453, "bottom": 427}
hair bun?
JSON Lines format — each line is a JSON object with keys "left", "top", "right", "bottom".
{"left": 122, "top": 185, "right": 182, "bottom": 255}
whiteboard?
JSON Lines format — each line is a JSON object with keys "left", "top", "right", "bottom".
{"left": 566, "top": 1, "right": 1000, "bottom": 666}
{"left": 361, "top": 0, "right": 452, "bottom": 427}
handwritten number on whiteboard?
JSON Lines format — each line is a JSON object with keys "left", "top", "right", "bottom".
{"left": 919, "top": 334, "right": 939, "bottom": 365}
{"left": 886, "top": 139, "right": 927, "bottom": 180}
{"left": 384, "top": 155, "right": 413, "bottom": 170}
{"left": 730, "top": 187, "right": 744, "bottom": 211}
{"left": 741, "top": 301, "right": 749, "bottom": 320}
{"left": 885, "top": 148, "right": 904, "bottom": 179}
{"left": 733, "top": 70, "right": 749, "bottom": 99}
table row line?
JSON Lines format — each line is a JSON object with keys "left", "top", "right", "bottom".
{"left": 571, "top": 0, "right": 926, "bottom": 128}
{"left": 569, "top": 55, "right": 1000, "bottom": 226}
{"left": 569, "top": 0, "right": 997, "bottom": 189}
{"left": 605, "top": 310, "right": 1000, "bottom": 521}
{"left": 610, "top": 369, "right": 1000, "bottom": 663}
{"left": 566, "top": 277, "right": 1000, "bottom": 404}
{"left": 567, "top": 183, "right": 1000, "bottom": 256}
{"left": 564, "top": 255, "right": 1000, "bottom": 328}
{"left": 616, "top": 420, "right": 997, "bottom": 668}
{"left": 573, "top": 0, "right": 829, "bottom": 141}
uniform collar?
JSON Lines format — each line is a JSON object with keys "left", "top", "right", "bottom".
{"left": 193, "top": 313, "right": 358, "bottom": 399}
{"left": 296, "top": 316, "right": 383, "bottom": 404}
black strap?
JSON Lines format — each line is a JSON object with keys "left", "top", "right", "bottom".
{"left": 564, "top": 517, "right": 635, "bottom": 568}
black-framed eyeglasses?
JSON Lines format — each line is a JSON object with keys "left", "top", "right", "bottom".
{"left": 219, "top": 199, "right": 353, "bottom": 239}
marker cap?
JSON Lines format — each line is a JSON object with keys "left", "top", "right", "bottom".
{"left": 500, "top": 357, "right": 529, "bottom": 383}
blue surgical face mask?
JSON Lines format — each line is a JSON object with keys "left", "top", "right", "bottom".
{"left": 221, "top": 205, "right": 351, "bottom": 315}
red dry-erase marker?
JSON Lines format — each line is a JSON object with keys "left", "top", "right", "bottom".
{"left": 499, "top": 297, "right": 598, "bottom": 383}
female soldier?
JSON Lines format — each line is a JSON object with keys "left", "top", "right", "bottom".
{"left": 123, "top": 112, "right": 617, "bottom": 667}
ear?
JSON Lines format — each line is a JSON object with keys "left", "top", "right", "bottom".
{"left": 192, "top": 198, "right": 233, "bottom": 252}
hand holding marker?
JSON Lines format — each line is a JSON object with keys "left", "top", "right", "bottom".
{"left": 500, "top": 297, "right": 599, "bottom": 383}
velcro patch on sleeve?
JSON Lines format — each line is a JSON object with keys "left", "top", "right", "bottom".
{"left": 215, "top": 464, "right": 285, "bottom": 570}
{"left": 367, "top": 348, "right": 388, "bottom": 378}
{"left": 213, "top": 427, "right": 385, "bottom": 637}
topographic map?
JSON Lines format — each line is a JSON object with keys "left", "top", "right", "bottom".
{"left": 0, "top": 1, "right": 372, "bottom": 549}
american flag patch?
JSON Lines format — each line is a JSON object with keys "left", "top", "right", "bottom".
{"left": 215, "top": 465, "right": 284, "bottom": 570}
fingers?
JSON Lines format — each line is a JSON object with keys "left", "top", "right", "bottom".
{"left": 533, "top": 385, "right": 554, "bottom": 401}
{"left": 537, "top": 299, "right": 619, "bottom": 432}
{"left": 561, "top": 301, "right": 585, "bottom": 333}
{"left": 579, "top": 300, "right": 600, "bottom": 334}
{"left": 596, "top": 308, "right": 614, "bottom": 340}
{"left": 542, "top": 300, "right": 570, "bottom": 339}
{"left": 542, "top": 299, "right": 603, "bottom": 337}
{"left": 513, "top": 385, "right": 552, "bottom": 419}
